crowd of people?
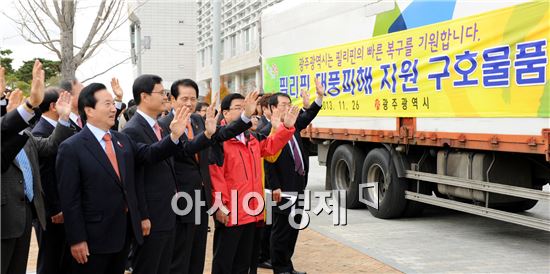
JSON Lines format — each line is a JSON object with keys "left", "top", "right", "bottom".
{"left": 0, "top": 60, "right": 324, "bottom": 274}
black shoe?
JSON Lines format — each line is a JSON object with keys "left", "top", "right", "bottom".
{"left": 258, "top": 260, "right": 273, "bottom": 269}
{"left": 291, "top": 270, "right": 306, "bottom": 274}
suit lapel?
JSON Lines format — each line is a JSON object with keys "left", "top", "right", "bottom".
{"left": 81, "top": 127, "right": 121, "bottom": 184}
{"left": 136, "top": 113, "right": 159, "bottom": 143}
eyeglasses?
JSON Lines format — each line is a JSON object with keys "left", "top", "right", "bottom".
{"left": 151, "top": 90, "right": 169, "bottom": 96}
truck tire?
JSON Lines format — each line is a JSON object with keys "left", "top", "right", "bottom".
{"left": 494, "top": 199, "right": 538, "bottom": 212}
{"left": 362, "top": 148, "right": 407, "bottom": 219}
{"left": 330, "top": 144, "right": 366, "bottom": 209}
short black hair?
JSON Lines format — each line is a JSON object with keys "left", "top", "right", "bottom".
{"left": 259, "top": 94, "right": 272, "bottom": 108}
{"left": 268, "top": 92, "right": 291, "bottom": 108}
{"left": 38, "top": 87, "right": 61, "bottom": 114}
{"left": 132, "top": 74, "right": 163, "bottom": 105}
{"left": 170, "top": 79, "right": 199, "bottom": 100}
{"left": 127, "top": 99, "right": 136, "bottom": 108}
{"left": 78, "top": 83, "right": 107, "bottom": 122}
{"left": 195, "top": 102, "right": 209, "bottom": 112}
{"left": 220, "top": 93, "right": 245, "bottom": 111}
{"left": 59, "top": 78, "right": 78, "bottom": 94}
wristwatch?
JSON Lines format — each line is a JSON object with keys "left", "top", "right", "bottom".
{"left": 25, "top": 99, "right": 39, "bottom": 112}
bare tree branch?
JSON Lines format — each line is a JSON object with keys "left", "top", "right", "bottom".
{"left": 74, "top": 0, "right": 107, "bottom": 64}
{"left": 35, "top": 0, "right": 60, "bottom": 27}
{"left": 80, "top": 56, "right": 131, "bottom": 83}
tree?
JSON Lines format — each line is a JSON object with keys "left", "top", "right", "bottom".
{"left": 9, "top": 0, "right": 136, "bottom": 80}
{"left": 0, "top": 49, "right": 14, "bottom": 74}
{"left": 1, "top": 49, "right": 60, "bottom": 95}
{"left": 15, "top": 58, "right": 60, "bottom": 83}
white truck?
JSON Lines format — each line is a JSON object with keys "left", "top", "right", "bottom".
{"left": 260, "top": 0, "right": 550, "bottom": 230}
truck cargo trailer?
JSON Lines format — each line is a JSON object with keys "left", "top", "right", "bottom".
{"left": 260, "top": 0, "right": 550, "bottom": 230}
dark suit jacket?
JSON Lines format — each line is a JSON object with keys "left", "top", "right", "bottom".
{"left": 1, "top": 123, "right": 74, "bottom": 239}
{"left": 122, "top": 113, "right": 212, "bottom": 232}
{"left": 31, "top": 117, "right": 62, "bottom": 217}
{"left": 158, "top": 112, "right": 251, "bottom": 223}
{"left": 256, "top": 115, "right": 270, "bottom": 134}
{"left": 1, "top": 109, "right": 33, "bottom": 172}
{"left": 266, "top": 102, "right": 321, "bottom": 199}
{"left": 56, "top": 125, "right": 180, "bottom": 254}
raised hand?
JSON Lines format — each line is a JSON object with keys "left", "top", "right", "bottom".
{"left": 6, "top": 89, "right": 24, "bottom": 113}
{"left": 270, "top": 107, "right": 281, "bottom": 130}
{"left": 243, "top": 90, "right": 260, "bottom": 118}
{"left": 283, "top": 105, "right": 300, "bottom": 128}
{"left": 169, "top": 105, "right": 192, "bottom": 140}
{"left": 29, "top": 59, "right": 45, "bottom": 108}
{"left": 55, "top": 91, "right": 73, "bottom": 121}
{"left": 0, "top": 65, "right": 6, "bottom": 95}
{"left": 204, "top": 103, "right": 219, "bottom": 139}
{"left": 315, "top": 77, "right": 324, "bottom": 100}
{"left": 111, "top": 77, "right": 123, "bottom": 101}
{"left": 301, "top": 88, "right": 310, "bottom": 109}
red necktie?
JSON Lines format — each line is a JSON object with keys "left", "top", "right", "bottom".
{"left": 77, "top": 116, "right": 83, "bottom": 128}
{"left": 153, "top": 123, "right": 162, "bottom": 141}
{"left": 186, "top": 122, "right": 199, "bottom": 162}
{"left": 103, "top": 133, "right": 120, "bottom": 179}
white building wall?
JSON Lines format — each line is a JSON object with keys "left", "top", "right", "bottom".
{"left": 129, "top": 0, "right": 197, "bottom": 88}
{"left": 196, "top": 0, "right": 283, "bottom": 96}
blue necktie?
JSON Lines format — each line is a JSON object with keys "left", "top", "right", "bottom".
{"left": 15, "top": 149, "right": 34, "bottom": 201}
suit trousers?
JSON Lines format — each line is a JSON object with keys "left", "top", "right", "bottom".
{"left": 132, "top": 230, "right": 174, "bottom": 274}
{"left": 1, "top": 201, "right": 32, "bottom": 274}
{"left": 170, "top": 206, "right": 208, "bottom": 274}
{"left": 212, "top": 222, "right": 256, "bottom": 274}
{"left": 270, "top": 212, "right": 301, "bottom": 274}
{"left": 33, "top": 219, "right": 70, "bottom": 274}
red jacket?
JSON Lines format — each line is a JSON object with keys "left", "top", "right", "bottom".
{"left": 209, "top": 124, "right": 295, "bottom": 227}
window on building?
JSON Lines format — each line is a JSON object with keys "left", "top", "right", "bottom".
{"left": 221, "top": 39, "right": 225, "bottom": 60}
{"left": 201, "top": 49, "right": 205, "bottom": 67}
{"left": 230, "top": 34, "right": 236, "bottom": 57}
{"left": 244, "top": 28, "right": 251, "bottom": 51}
{"left": 209, "top": 46, "right": 213, "bottom": 64}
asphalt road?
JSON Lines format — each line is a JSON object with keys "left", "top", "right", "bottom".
{"left": 304, "top": 156, "right": 550, "bottom": 273}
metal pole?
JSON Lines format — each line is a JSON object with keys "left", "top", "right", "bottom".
{"left": 136, "top": 24, "right": 142, "bottom": 76}
{"left": 212, "top": 0, "right": 221, "bottom": 106}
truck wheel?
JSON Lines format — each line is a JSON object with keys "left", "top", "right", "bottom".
{"left": 330, "top": 144, "right": 366, "bottom": 209}
{"left": 362, "top": 148, "right": 407, "bottom": 219}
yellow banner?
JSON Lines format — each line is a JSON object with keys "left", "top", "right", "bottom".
{"left": 262, "top": 1, "right": 550, "bottom": 117}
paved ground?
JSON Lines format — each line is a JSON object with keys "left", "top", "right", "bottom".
{"left": 26, "top": 217, "right": 400, "bottom": 274}
{"left": 24, "top": 156, "right": 550, "bottom": 273}
{"left": 306, "top": 157, "right": 550, "bottom": 273}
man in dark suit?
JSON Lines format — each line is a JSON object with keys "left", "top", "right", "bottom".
{"left": 60, "top": 78, "right": 85, "bottom": 131}
{"left": 1, "top": 90, "right": 74, "bottom": 274}
{"left": 122, "top": 75, "right": 216, "bottom": 274}
{"left": 56, "top": 83, "right": 192, "bottom": 274}
{"left": 266, "top": 79, "right": 324, "bottom": 274}
{"left": 60, "top": 78, "right": 124, "bottom": 132}
{"left": 159, "top": 79, "right": 254, "bottom": 274}
{"left": 1, "top": 61, "right": 46, "bottom": 171}
{"left": 31, "top": 87, "right": 74, "bottom": 274}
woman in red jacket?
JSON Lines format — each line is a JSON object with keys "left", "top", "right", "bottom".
{"left": 209, "top": 92, "right": 299, "bottom": 274}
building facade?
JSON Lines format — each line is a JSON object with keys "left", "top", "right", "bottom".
{"left": 128, "top": 0, "right": 197, "bottom": 88}
{"left": 196, "top": 0, "right": 283, "bottom": 96}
